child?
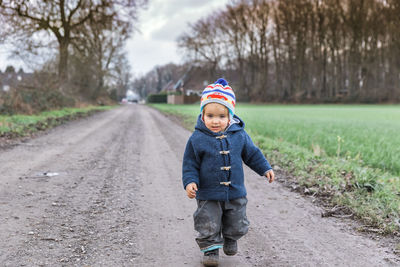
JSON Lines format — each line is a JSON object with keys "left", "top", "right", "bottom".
{"left": 182, "top": 78, "right": 275, "bottom": 266}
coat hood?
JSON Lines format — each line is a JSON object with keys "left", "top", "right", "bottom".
{"left": 194, "top": 114, "right": 245, "bottom": 135}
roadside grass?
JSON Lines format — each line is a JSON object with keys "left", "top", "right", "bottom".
{"left": 151, "top": 103, "right": 400, "bottom": 234}
{"left": 0, "top": 106, "right": 114, "bottom": 138}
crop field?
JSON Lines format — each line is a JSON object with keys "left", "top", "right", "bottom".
{"left": 152, "top": 103, "right": 400, "bottom": 233}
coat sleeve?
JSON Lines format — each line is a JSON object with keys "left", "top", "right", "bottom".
{"left": 241, "top": 131, "right": 272, "bottom": 176}
{"left": 182, "top": 138, "right": 200, "bottom": 189}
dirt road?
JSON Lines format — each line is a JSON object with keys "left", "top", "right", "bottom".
{"left": 0, "top": 104, "right": 398, "bottom": 266}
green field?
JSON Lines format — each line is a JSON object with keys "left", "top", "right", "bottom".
{"left": 152, "top": 103, "right": 400, "bottom": 234}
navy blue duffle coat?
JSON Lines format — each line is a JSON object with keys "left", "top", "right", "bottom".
{"left": 182, "top": 114, "right": 272, "bottom": 201}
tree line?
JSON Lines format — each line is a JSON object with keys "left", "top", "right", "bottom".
{"left": 177, "top": 0, "right": 400, "bottom": 103}
{"left": 0, "top": 0, "right": 146, "bottom": 105}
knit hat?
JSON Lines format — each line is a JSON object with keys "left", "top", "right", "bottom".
{"left": 200, "top": 78, "right": 236, "bottom": 118}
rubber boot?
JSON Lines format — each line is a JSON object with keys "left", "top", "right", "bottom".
{"left": 223, "top": 238, "right": 238, "bottom": 256}
{"left": 203, "top": 249, "right": 219, "bottom": 266}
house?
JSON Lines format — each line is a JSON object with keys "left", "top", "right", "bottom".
{"left": 167, "top": 65, "right": 208, "bottom": 104}
{"left": 0, "top": 67, "right": 34, "bottom": 92}
{"left": 161, "top": 80, "right": 175, "bottom": 93}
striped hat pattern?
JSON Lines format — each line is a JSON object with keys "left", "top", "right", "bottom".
{"left": 200, "top": 78, "right": 236, "bottom": 117}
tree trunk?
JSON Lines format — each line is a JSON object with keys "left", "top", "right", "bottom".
{"left": 59, "top": 40, "right": 69, "bottom": 90}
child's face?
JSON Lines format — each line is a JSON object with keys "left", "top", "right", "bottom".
{"left": 203, "top": 103, "right": 230, "bottom": 133}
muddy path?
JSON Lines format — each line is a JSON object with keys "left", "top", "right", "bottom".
{"left": 0, "top": 104, "right": 398, "bottom": 266}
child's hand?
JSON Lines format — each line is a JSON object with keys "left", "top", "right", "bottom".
{"left": 265, "top": 170, "right": 275, "bottom": 183}
{"left": 185, "top": 183, "right": 198, "bottom": 199}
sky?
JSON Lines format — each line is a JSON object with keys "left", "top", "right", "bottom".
{"left": 0, "top": 0, "right": 229, "bottom": 75}
{"left": 126, "top": 0, "right": 229, "bottom": 75}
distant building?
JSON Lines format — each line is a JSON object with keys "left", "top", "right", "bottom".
{"left": 167, "top": 65, "right": 209, "bottom": 104}
{"left": 0, "top": 67, "right": 34, "bottom": 92}
{"left": 161, "top": 80, "right": 175, "bottom": 93}
{"left": 185, "top": 89, "right": 202, "bottom": 96}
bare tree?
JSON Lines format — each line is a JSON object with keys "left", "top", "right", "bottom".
{"left": 174, "top": 0, "right": 400, "bottom": 103}
{"left": 245, "top": 0, "right": 271, "bottom": 101}
{"left": 177, "top": 12, "right": 226, "bottom": 79}
{"left": 70, "top": 8, "right": 134, "bottom": 99}
{"left": 385, "top": 0, "right": 400, "bottom": 101}
{"left": 0, "top": 0, "right": 146, "bottom": 91}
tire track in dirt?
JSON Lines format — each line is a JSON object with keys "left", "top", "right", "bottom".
{"left": 129, "top": 106, "right": 251, "bottom": 266}
{"left": 0, "top": 106, "right": 141, "bottom": 265}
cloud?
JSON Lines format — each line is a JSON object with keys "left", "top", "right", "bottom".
{"left": 144, "top": 0, "right": 219, "bottom": 21}
{"left": 151, "top": 18, "right": 188, "bottom": 41}
{"left": 149, "top": 0, "right": 226, "bottom": 41}
{"left": 126, "top": 33, "right": 179, "bottom": 76}
{"left": 126, "top": 0, "right": 229, "bottom": 74}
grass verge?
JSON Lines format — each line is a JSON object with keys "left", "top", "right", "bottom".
{"left": 151, "top": 104, "right": 400, "bottom": 235}
{"left": 0, "top": 106, "right": 114, "bottom": 138}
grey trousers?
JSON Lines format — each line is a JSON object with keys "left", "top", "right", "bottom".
{"left": 193, "top": 197, "right": 249, "bottom": 251}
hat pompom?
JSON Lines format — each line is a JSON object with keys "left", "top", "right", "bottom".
{"left": 214, "top": 78, "right": 228, "bottom": 86}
